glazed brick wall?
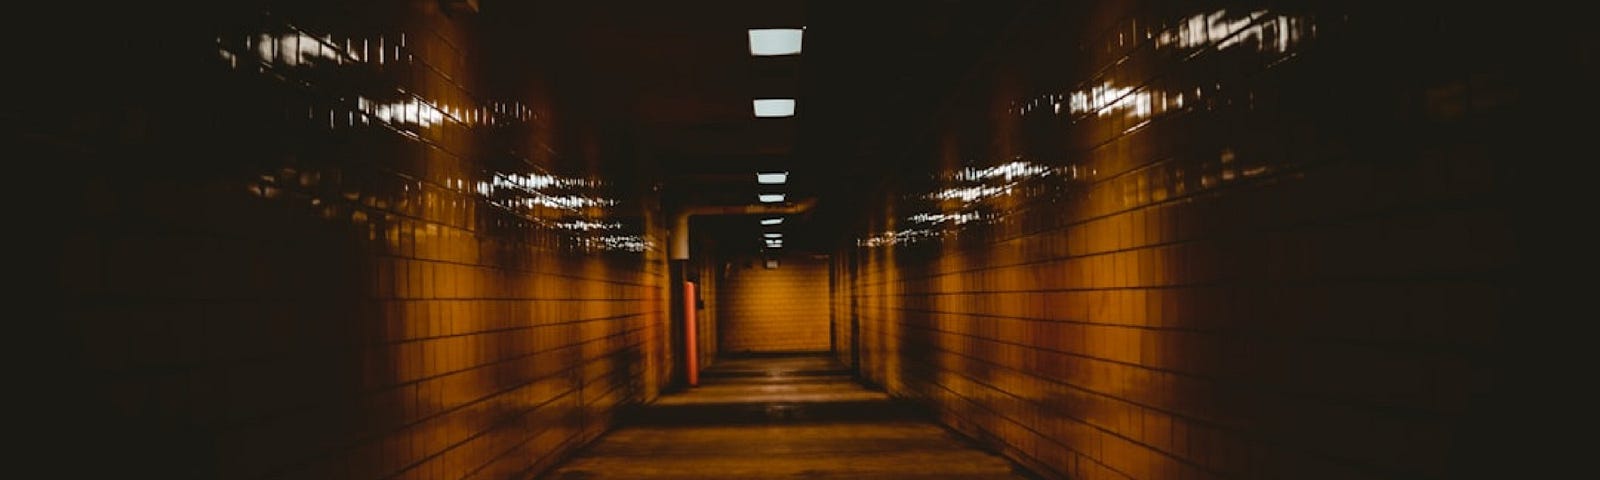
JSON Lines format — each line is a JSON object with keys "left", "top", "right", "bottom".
{"left": 717, "top": 255, "right": 832, "bottom": 353}
{"left": 40, "top": 2, "right": 666, "bottom": 479}
{"left": 847, "top": 2, "right": 1539, "bottom": 479}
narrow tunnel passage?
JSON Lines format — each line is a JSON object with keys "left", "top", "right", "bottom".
{"left": 23, "top": 0, "right": 1589, "bottom": 479}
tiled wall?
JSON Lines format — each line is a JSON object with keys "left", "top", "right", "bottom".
{"left": 40, "top": 2, "right": 666, "bottom": 479}
{"left": 716, "top": 254, "right": 832, "bottom": 353}
{"left": 845, "top": 2, "right": 1549, "bottom": 479}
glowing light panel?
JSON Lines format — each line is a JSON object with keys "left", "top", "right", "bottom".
{"left": 757, "top": 172, "right": 789, "bottom": 184}
{"left": 748, "top": 28, "right": 803, "bottom": 56}
{"left": 753, "top": 99, "right": 796, "bottom": 117}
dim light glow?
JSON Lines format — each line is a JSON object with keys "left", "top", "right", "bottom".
{"left": 753, "top": 99, "right": 796, "bottom": 117}
{"left": 748, "top": 28, "right": 803, "bottom": 56}
{"left": 761, "top": 217, "right": 784, "bottom": 226}
{"left": 764, "top": 233, "right": 783, "bottom": 238}
{"left": 757, "top": 172, "right": 789, "bottom": 184}
{"left": 759, "top": 193, "right": 786, "bottom": 203}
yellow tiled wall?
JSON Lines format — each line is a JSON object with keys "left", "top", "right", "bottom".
{"left": 717, "top": 255, "right": 832, "bottom": 353}
{"left": 844, "top": 2, "right": 1539, "bottom": 479}
{"left": 41, "top": 2, "right": 667, "bottom": 478}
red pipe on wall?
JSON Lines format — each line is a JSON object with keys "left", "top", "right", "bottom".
{"left": 684, "top": 281, "right": 699, "bottom": 387}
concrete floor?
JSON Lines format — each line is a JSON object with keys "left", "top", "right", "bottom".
{"left": 540, "top": 355, "right": 1033, "bottom": 479}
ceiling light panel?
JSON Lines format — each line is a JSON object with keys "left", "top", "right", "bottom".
{"left": 749, "top": 28, "right": 803, "bottom": 56}
{"left": 753, "top": 99, "right": 795, "bottom": 117}
{"left": 757, "top": 172, "right": 788, "bottom": 184}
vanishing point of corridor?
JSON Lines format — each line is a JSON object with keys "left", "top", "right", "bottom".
{"left": 26, "top": 0, "right": 1587, "bottom": 479}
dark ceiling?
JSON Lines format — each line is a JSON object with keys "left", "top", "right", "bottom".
{"left": 486, "top": 0, "right": 1037, "bottom": 255}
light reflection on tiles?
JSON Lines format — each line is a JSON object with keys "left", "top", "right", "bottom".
{"left": 948, "top": 161, "right": 1054, "bottom": 183}
{"left": 907, "top": 212, "right": 987, "bottom": 226}
{"left": 218, "top": 29, "right": 535, "bottom": 133}
{"left": 1156, "top": 9, "right": 1312, "bottom": 53}
{"left": 860, "top": 160, "right": 1060, "bottom": 247}
{"left": 1012, "top": 9, "right": 1314, "bottom": 120}
{"left": 899, "top": 9, "right": 1322, "bottom": 250}
{"left": 859, "top": 144, "right": 1286, "bottom": 248}
{"left": 555, "top": 220, "right": 624, "bottom": 231}
{"left": 478, "top": 172, "right": 616, "bottom": 212}
{"left": 220, "top": 21, "right": 645, "bottom": 254}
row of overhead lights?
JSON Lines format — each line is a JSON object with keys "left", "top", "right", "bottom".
{"left": 760, "top": 171, "right": 786, "bottom": 248}
{"left": 749, "top": 27, "right": 801, "bottom": 249}
{"left": 749, "top": 27, "right": 802, "bottom": 117}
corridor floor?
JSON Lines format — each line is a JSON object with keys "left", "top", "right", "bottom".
{"left": 540, "top": 354, "right": 1034, "bottom": 479}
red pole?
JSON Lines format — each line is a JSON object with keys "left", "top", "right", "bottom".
{"left": 684, "top": 281, "right": 698, "bottom": 387}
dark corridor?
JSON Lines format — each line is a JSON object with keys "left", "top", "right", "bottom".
{"left": 21, "top": 1, "right": 1593, "bottom": 479}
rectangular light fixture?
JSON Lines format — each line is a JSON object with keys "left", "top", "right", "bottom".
{"left": 748, "top": 28, "right": 803, "bottom": 56}
{"left": 760, "top": 217, "right": 783, "bottom": 226}
{"left": 753, "top": 99, "right": 795, "bottom": 117}
{"left": 764, "top": 233, "right": 783, "bottom": 238}
{"left": 758, "top": 193, "right": 786, "bottom": 203}
{"left": 757, "top": 171, "right": 788, "bottom": 184}
{"left": 765, "top": 243, "right": 783, "bottom": 248}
